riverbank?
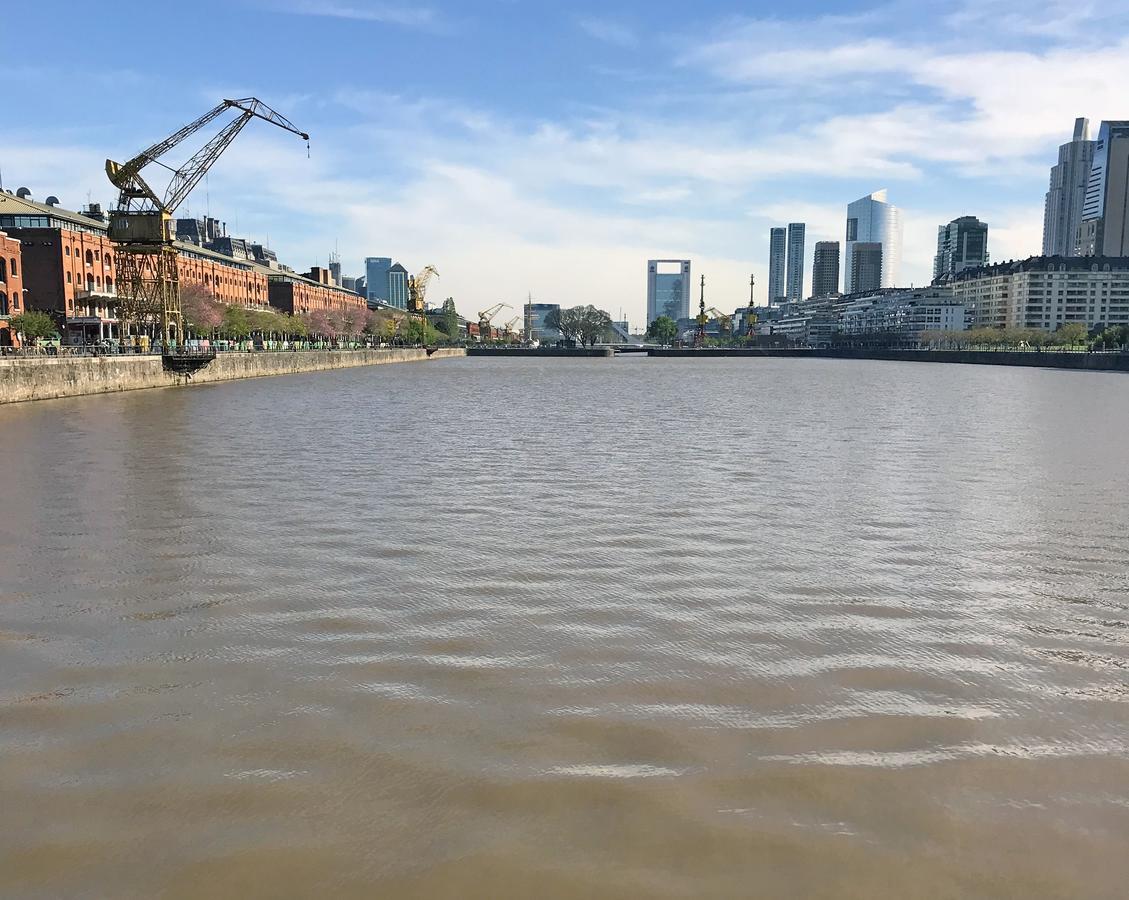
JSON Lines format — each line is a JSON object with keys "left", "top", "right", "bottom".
{"left": 645, "top": 347, "right": 1129, "bottom": 371}
{"left": 0, "top": 347, "right": 465, "bottom": 404}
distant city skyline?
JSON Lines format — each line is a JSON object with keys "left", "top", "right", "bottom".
{"left": 6, "top": 1, "right": 1129, "bottom": 326}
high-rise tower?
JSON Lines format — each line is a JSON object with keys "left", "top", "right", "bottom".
{"left": 1076, "top": 121, "right": 1129, "bottom": 257}
{"left": 934, "top": 216, "right": 989, "bottom": 280}
{"left": 844, "top": 190, "right": 903, "bottom": 293}
{"left": 1042, "top": 118, "right": 1095, "bottom": 257}
{"left": 812, "top": 241, "right": 840, "bottom": 297}
{"left": 786, "top": 223, "right": 805, "bottom": 302}
{"left": 768, "top": 228, "right": 786, "bottom": 304}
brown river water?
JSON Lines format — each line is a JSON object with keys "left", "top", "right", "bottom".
{"left": 1, "top": 356, "right": 1128, "bottom": 899}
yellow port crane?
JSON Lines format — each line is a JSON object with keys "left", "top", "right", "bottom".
{"left": 477, "top": 302, "right": 511, "bottom": 342}
{"left": 105, "top": 98, "right": 309, "bottom": 348}
{"left": 705, "top": 307, "right": 733, "bottom": 338}
{"left": 407, "top": 266, "right": 439, "bottom": 344}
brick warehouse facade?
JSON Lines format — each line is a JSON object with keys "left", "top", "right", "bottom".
{"left": 0, "top": 230, "right": 25, "bottom": 347}
{"left": 267, "top": 268, "right": 369, "bottom": 322}
{"left": 1, "top": 192, "right": 275, "bottom": 343}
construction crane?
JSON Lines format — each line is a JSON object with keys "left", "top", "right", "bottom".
{"left": 477, "top": 302, "right": 511, "bottom": 342}
{"left": 407, "top": 266, "right": 439, "bottom": 344}
{"left": 502, "top": 315, "right": 522, "bottom": 343}
{"left": 694, "top": 275, "right": 707, "bottom": 348}
{"left": 705, "top": 306, "right": 733, "bottom": 338}
{"left": 106, "top": 98, "right": 309, "bottom": 348}
{"left": 745, "top": 274, "right": 758, "bottom": 341}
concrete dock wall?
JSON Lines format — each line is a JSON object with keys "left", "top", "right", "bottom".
{"left": 0, "top": 348, "right": 465, "bottom": 405}
{"left": 646, "top": 348, "right": 1129, "bottom": 371}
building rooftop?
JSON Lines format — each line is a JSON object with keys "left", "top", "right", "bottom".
{"left": 950, "top": 255, "right": 1129, "bottom": 280}
{"left": 0, "top": 192, "right": 108, "bottom": 231}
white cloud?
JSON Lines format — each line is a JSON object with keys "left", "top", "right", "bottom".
{"left": 578, "top": 17, "right": 638, "bottom": 48}
{"left": 262, "top": 0, "right": 439, "bottom": 28}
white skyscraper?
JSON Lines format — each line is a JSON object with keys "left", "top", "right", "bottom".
{"left": 844, "top": 190, "right": 903, "bottom": 293}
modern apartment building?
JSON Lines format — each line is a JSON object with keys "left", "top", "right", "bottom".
{"left": 844, "top": 190, "right": 903, "bottom": 292}
{"left": 1076, "top": 121, "right": 1129, "bottom": 257}
{"left": 811, "top": 241, "right": 840, "bottom": 298}
{"left": 526, "top": 302, "right": 562, "bottom": 342}
{"left": 948, "top": 255, "right": 1129, "bottom": 331}
{"left": 646, "top": 259, "right": 691, "bottom": 324}
{"left": 786, "top": 223, "right": 805, "bottom": 302}
{"left": 1043, "top": 118, "right": 1095, "bottom": 257}
{"left": 768, "top": 228, "right": 786, "bottom": 304}
{"left": 934, "top": 216, "right": 989, "bottom": 280}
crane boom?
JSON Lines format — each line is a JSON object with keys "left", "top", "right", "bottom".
{"left": 107, "top": 97, "right": 309, "bottom": 223}
{"left": 408, "top": 266, "right": 440, "bottom": 314}
{"left": 105, "top": 97, "right": 308, "bottom": 348}
{"left": 477, "top": 303, "right": 510, "bottom": 323}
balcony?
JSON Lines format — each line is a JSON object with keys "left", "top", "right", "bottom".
{"left": 75, "top": 287, "right": 117, "bottom": 300}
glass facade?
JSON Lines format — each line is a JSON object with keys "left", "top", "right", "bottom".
{"left": 844, "top": 191, "right": 903, "bottom": 293}
{"left": 768, "top": 228, "right": 786, "bottom": 303}
{"left": 646, "top": 260, "right": 691, "bottom": 325}
{"left": 365, "top": 257, "right": 392, "bottom": 305}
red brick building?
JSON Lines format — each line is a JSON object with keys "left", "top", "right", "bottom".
{"left": 0, "top": 229, "right": 25, "bottom": 347}
{"left": 0, "top": 193, "right": 273, "bottom": 343}
{"left": 176, "top": 243, "right": 270, "bottom": 309}
{"left": 267, "top": 267, "right": 369, "bottom": 321}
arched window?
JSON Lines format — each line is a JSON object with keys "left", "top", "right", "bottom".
{"left": 0, "top": 292, "right": 7, "bottom": 315}
{"left": 9, "top": 257, "right": 17, "bottom": 277}
{"left": 85, "top": 249, "right": 93, "bottom": 265}
{"left": 66, "top": 272, "right": 72, "bottom": 284}
{"left": 105, "top": 253, "right": 113, "bottom": 266}
{"left": 107, "top": 277, "right": 113, "bottom": 291}
{"left": 65, "top": 245, "right": 71, "bottom": 256}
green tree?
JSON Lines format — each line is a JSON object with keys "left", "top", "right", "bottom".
{"left": 9, "top": 310, "right": 57, "bottom": 342}
{"left": 646, "top": 315, "right": 679, "bottom": 345}
{"left": 221, "top": 306, "right": 252, "bottom": 340}
{"left": 575, "top": 305, "right": 613, "bottom": 347}
{"left": 439, "top": 297, "right": 460, "bottom": 341}
{"left": 1053, "top": 321, "right": 1088, "bottom": 347}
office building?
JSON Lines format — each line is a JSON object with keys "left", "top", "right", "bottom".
{"left": 768, "top": 228, "right": 786, "bottom": 303}
{"left": 786, "top": 223, "right": 805, "bottom": 301}
{"left": 934, "top": 216, "right": 989, "bottom": 280}
{"left": 811, "top": 241, "right": 840, "bottom": 298}
{"left": 387, "top": 263, "right": 410, "bottom": 310}
{"left": 1077, "top": 121, "right": 1129, "bottom": 257}
{"left": 646, "top": 260, "right": 691, "bottom": 324}
{"left": 848, "top": 242, "right": 883, "bottom": 295}
{"left": 526, "top": 302, "right": 562, "bottom": 342}
{"left": 844, "top": 190, "right": 903, "bottom": 292}
{"left": 365, "top": 257, "right": 392, "bottom": 305}
{"left": 948, "top": 255, "right": 1129, "bottom": 331}
{"left": 1043, "top": 119, "right": 1095, "bottom": 257}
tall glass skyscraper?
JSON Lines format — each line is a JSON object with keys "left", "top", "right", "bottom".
{"left": 768, "top": 228, "right": 786, "bottom": 304}
{"left": 844, "top": 190, "right": 903, "bottom": 293}
{"left": 1077, "top": 121, "right": 1129, "bottom": 256}
{"left": 365, "top": 257, "right": 392, "bottom": 305}
{"left": 646, "top": 260, "right": 691, "bottom": 324}
{"left": 786, "top": 223, "right": 806, "bottom": 301}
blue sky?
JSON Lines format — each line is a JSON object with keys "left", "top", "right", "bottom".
{"left": 6, "top": 0, "right": 1129, "bottom": 326}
